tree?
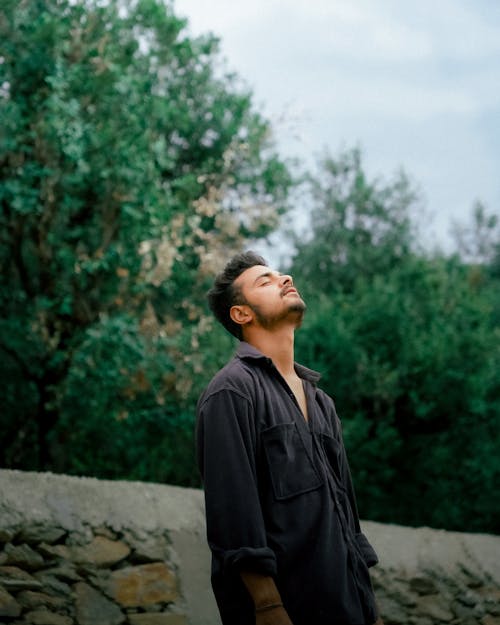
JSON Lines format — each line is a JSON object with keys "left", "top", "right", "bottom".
{"left": 452, "top": 201, "right": 500, "bottom": 311}
{"left": 289, "top": 150, "right": 500, "bottom": 532}
{"left": 290, "top": 147, "right": 417, "bottom": 297}
{"left": 0, "top": 0, "right": 291, "bottom": 480}
{"left": 452, "top": 200, "right": 500, "bottom": 267}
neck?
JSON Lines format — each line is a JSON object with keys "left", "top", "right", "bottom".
{"left": 244, "top": 325, "right": 296, "bottom": 377}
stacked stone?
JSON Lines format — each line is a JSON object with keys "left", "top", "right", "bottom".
{"left": 371, "top": 565, "right": 500, "bottom": 625}
{"left": 1, "top": 471, "right": 500, "bottom": 625}
{"left": 0, "top": 524, "right": 187, "bottom": 625}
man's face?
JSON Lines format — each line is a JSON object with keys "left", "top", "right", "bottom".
{"left": 232, "top": 264, "right": 306, "bottom": 330}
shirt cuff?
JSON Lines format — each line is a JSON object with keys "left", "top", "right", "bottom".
{"left": 222, "top": 546, "right": 278, "bottom": 576}
{"left": 355, "top": 532, "right": 379, "bottom": 567}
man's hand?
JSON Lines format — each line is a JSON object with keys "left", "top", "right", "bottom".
{"left": 240, "top": 571, "right": 294, "bottom": 624}
{"left": 255, "top": 604, "right": 293, "bottom": 625}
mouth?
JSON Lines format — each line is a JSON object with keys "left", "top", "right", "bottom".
{"left": 282, "top": 286, "right": 299, "bottom": 297}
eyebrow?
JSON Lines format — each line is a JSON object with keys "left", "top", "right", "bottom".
{"left": 252, "top": 271, "right": 281, "bottom": 286}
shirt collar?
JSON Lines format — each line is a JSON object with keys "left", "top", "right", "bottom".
{"left": 236, "top": 341, "right": 321, "bottom": 384}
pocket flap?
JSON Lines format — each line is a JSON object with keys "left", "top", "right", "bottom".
{"left": 262, "top": 422, "right": 323, "bottom": 500}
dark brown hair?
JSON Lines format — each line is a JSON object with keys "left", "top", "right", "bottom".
{"left": 207, "top": 251, "right": 267, "bottom": 339}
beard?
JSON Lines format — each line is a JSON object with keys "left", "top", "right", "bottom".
{"left": 249, "top": 298, "right": 307, "bottom": 330}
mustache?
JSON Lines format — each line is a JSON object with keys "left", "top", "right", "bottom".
{"left": 281, "top": 285, "right": 299, "bottom": 297}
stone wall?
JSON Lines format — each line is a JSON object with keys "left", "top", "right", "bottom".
{"left": 1, "top": 470, "right": 499, "bottom": 625}
{"left": 366, "top": 522, "right": 500, "bottom": 625}
{"left": 0, "top": 470, "right": 218, "bottom": 625}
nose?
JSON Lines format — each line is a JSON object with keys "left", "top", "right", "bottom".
{"left": 279, "top": 274, "right": 293, "bottom": 287}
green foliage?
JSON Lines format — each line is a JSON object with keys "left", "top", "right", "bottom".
{"left": 1, "top": 1, "right": 498, "bottom": 535}
{"left": 291, "top": 150, "right": 500, "bottom": 533}
{"left": 0, "top": 0, "right": 290, "bottom": 481}
{"left": 290, "top": 147, "right": 416, "bottom": 297}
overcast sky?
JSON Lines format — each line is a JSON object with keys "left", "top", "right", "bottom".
{"left": 174, "top": 0, "right": 500, "bottom": 254}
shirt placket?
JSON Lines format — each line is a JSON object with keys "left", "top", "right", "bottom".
{"left": 312, "top": 420, "right": 376, "bottom": 623}
{"left": 269, "top": 366, "right": 316, "bottom": 460}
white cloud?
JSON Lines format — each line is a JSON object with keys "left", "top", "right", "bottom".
{"left": 174, "top": 0, "right": 500, "bottom": 245}
{"left": 310, "top": 77, "right": 483, "bottom": 120}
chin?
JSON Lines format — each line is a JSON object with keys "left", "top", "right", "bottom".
{"left": 289, "top": 301, "right": 307, "bottom": 314}
{"left": 289, "top": 303, "right": 306, "bottom": 327}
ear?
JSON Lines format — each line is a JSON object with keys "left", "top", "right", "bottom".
{"left": 230, "top": 304, "right": 253, "bottom": 327}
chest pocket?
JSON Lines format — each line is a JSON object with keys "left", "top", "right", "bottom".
{"left": 261, "top": 423, "right": 323, "bottom": 500}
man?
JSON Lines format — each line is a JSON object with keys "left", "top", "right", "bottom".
{"left": 196, "top": 251, "right": 382, "bottom": 625}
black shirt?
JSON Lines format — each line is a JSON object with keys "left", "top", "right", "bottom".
{"left": 196, "top": 342, "right": 379, "bottom": 625}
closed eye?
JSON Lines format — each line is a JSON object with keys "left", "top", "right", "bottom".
{"left": 253, "top": 270, "right": 281, "bottom": 287}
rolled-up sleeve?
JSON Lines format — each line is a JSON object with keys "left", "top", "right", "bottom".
{"left": 355, "top": 532, "right": 379, "bottom": 568}
{"left": 196, "top": 388, "right": 277, "bottom": 576}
